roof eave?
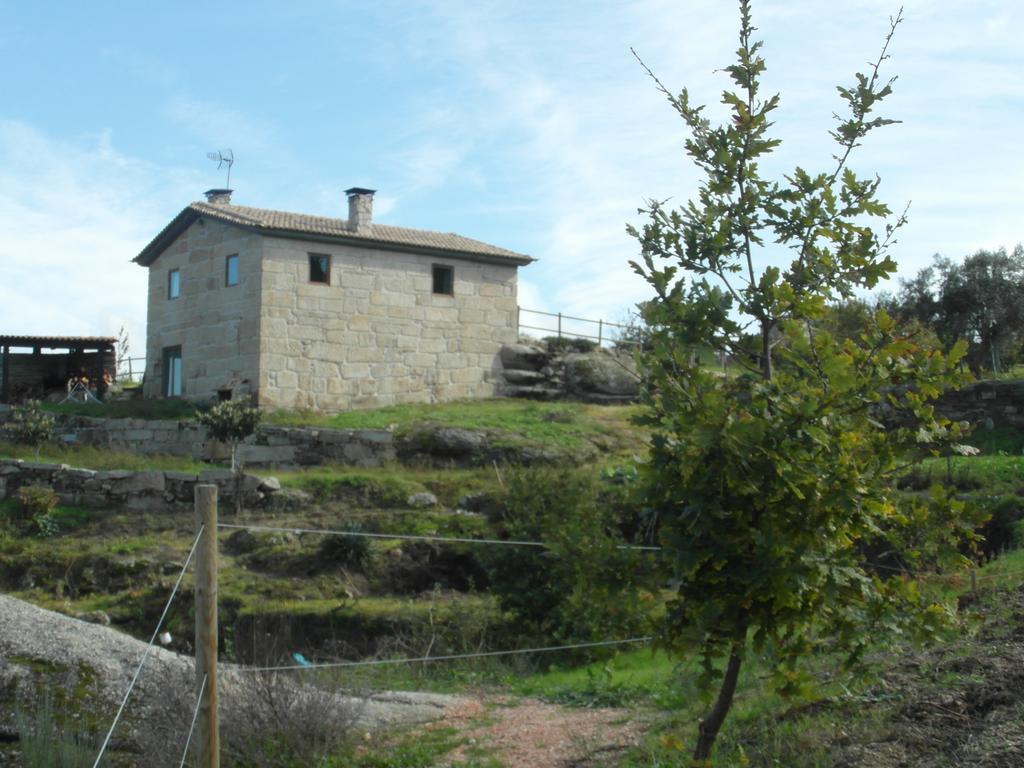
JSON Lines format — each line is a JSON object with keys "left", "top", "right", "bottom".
{"left": 258, "top": 227, "right": 535, "bottom": 267}
{"left": 132, "top": 207, "right": 201, "bottom": 266}
{"left": 134, "top": 205, "right": 535, "bottom": 268}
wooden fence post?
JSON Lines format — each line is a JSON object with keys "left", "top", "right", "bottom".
{"left": 194, "top": 484, "right": 219, "bottom": 768}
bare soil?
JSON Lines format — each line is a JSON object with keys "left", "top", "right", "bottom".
{"left": 830, "top": 582, "right": 1024, "bottom": 768}
{"left": 431, "top": 695, "right": 646, "bottom": 767}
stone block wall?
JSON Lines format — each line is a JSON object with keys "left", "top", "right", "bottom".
{"left": 933, "top": 380, "right": 1024, "bottom": 428}
{"left": 41, "top": 415, "right": 396, "bottom": 469}
{"left": 257, "top": 235, "right": 518, "bottom": 411}
{"left": 0, "top": 459, "right": 280, "bottom": 514}
{"left": 143, "top": 218, "right": 263, "bottom": 401}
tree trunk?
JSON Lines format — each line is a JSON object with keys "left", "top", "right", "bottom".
{"left": 760, "top": 322, "right": 773, "bottom": 380}
{"left": 231, "top": 443, "right": 242, "bottom": 517}
{"left": 692, "top": 651, "right": 743, "bottom": 763}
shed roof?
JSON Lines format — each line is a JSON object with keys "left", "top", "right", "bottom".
{"left": 134, "top": 202, "right": 534, "bottom": 268}
{"left": 0, "top": 335, "right": 116, "bottom": 350}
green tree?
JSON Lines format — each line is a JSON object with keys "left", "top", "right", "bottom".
{"left": 198, "top": 399, "right": 261, "bottom": 515}
{"left": 924, "top": 247, "right": 1024, "bottom": 373}
{"left": 481, "top": 467, "right": 654, "bottom": 651}
{"left": 5, "top": 400, "right": 55, "bottom": 460}
{"left": 629, "top": 3, "right": 974, "bottom": 761}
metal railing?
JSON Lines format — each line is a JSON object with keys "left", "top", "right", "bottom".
{"left": 516, "top": 307, "right": 637, "bottom": 347}
{"left": 117, "top": 357, "right": 146, "bottom": 384}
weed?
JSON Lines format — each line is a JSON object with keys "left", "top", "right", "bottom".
{"left": 16, "top": 485, "right": 58, "bottom": 520}
{"left": 318, "top": 524, "right": 374, "bottom": 570}
{"left": 14, "top": 690, "right": 107, "bottom": 767}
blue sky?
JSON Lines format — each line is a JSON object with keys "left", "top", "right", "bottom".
{"left": 1, "top": 0, "right": 1021, "bottom": 352}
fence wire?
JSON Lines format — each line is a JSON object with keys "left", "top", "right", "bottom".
{"left": 217, "top": 522, "right": 661, "bottom": 552}
{"left": 239, "top": 636, "right": 654, "bottom": 674}
{"left": 178, "top": 674, "right": 207, "bottom": 768}
{"left": 92, "top": 526, "right": 204, "bottom": 768}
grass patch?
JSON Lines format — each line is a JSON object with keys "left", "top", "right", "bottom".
{"left": 265, "top": 399, "right": 644, "bottom": 452}
{"left": 41, "top": 398, "right": 198, "bottom": 420}
{"left": 275, "top": 464, "right": 501, "bottom": 508}
{"left": 0, "top": 440, "right": 207, "bottom": 472}
{"left": 343, "top": 726, "right": 469, "bottom": 767}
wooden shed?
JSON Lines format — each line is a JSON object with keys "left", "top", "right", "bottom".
{"left": 0, "top": 335, "right": 117, "bottom": 403}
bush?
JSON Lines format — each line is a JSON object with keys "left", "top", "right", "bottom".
{"left": 543, "top": 336, "right": 597, "bottom": 354}
{"left": 5, "top": 400, "right": 55, "bottom": 455}
{"left": 481, "top": 467, "right": 654, "bottom": 652}
{"left": 221, "top": 672, "right": 362, "bottom": 768}
{"left": 16, "top": 486, "right": 58, "bottom": 521}
{"left": 197, "top": 398, "right": 261, "bottom": 469}
{"left": 318, "top": 525, "right": 373, "bottom": 570}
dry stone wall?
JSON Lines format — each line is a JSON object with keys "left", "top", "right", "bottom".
{"left": 0, "top": 459, "right": 280, "bottom": 514}
{"left": 39, "top": 415, "right": 396, "bottom": 468}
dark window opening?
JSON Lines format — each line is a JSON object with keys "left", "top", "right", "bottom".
{"left": 217, "top": 388, "right": 233, "bottom": 402}
{"left": 225, "top": 254, "right": 239, "bottom": 286}
{"left": 168, "top": 269, "right": 180, "bottom": 299}
{"left": 309, "top": 253, "right": 331, "bottom": 284}
{"left": 432, "top": 264, "right": 454, "bottom": 295}
{"left": 162, "top": 346, "right": 183, "bottom": 397}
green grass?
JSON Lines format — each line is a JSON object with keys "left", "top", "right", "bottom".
{"left": 275, "top": 463, "right": 501, "bottom": 508}
{"left": 0, "top": 440, "right": 207, "bottom": 472}
{"left": 41, "top": 398, "right": 198, "bottom": 420}
{"left": 264, "top": 398, "right": 643, "bottom": 452}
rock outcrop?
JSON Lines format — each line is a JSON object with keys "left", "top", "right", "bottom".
{"left": 500, "top": 339, "right": 640, "bottom": 403}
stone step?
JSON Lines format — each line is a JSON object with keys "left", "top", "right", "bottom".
{"left": 502, "top": 385, "right": 564, "bottom": 400}
{"left": 501, "top": 368, "right": 550, "bottom": 385}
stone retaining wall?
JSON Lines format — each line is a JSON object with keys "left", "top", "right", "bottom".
{"left": 42, "top": 416, "right": 396, "bottom": 468}
{"left": 933, "top": 380, "right": 1024, "bottom": 428}
{"left": 0, "top": 459, "right": 281, "bottom": 514}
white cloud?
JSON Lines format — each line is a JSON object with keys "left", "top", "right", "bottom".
{"left": 0, "top": 121, "right": 199, "bottom": 360}
{"left": 415, "top": 0, "right": 1024, "bottom": 321}
{"left": 164, "top": 96, "right": 276, "bottom": 151}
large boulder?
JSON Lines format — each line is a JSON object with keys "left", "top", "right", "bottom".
{"left": 500, "top": 343, "right": 549, "bottom": 371}
{"left": 564, "top": 351, "right": 640, "bottom": 400}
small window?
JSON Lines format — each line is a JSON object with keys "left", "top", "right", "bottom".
{"left": 225, "top": 254, "right": 239, "bottom": 286}
{"left": 309, "top": 253, "right": 331, "bottom": 284}
{"left": 167, "top": 269, "right": 180, "bottom": 299}
{"left": 162, "top": 346, "right": 183, "bottom": 397}
{"left": 432, "top": 264, "right": 454, "bottom": 295}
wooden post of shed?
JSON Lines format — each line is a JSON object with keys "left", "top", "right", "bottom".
{"left": 94, "top": 345, "right": 106, "bottom": 402}
{"left": 1, "top": 344, "right": 9, "bottom": 403}
{"left": 194, "top": 484, "right": 220, "bottom": 768}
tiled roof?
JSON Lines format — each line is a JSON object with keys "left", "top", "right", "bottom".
{"left": 0, "top": 335, "right": 116, "bottom": 348}
{"left": 134, "top": 202, "right": 533, "bottom": 267}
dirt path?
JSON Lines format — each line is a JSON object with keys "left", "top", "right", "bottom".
{"left": 433, "top": 695, "right": 647, "bottom": 767}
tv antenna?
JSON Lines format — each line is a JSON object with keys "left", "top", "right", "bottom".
{"left": 206, "top": 149, "right": 235, "bottom": 188}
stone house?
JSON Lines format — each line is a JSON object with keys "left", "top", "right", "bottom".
{"left": 134, "top": 188, "right": 532, "bottom": 411}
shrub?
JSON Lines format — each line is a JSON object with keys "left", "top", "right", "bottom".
{"left": 481, "top": 467, "right": 654, "bottom": 652}
{"left": 220, "top": 671, "right": 362, "bottom": 768}
{"left": 16, "top": 486, "right": 58, "bottom": 521}
{"left": 197, "top": 398, "right": 261, "bottom": 470}
{"left": 543, "top": 336, "right": 597, "bottom": 354}
{"left": 5, "top": 400, "right": 55, "bottom": 457}
{"left": 318, "top": 525, "right": 373, "bottom": 571}
{"left": 31, "top": 513, "right": 60, "bottom": 539}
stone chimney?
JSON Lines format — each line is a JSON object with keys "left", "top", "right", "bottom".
{"left": 345, "top": 187, "right": 376, "bottom": 231}
{"left": 204, "top": 188, "right": 233, "bottom": 205}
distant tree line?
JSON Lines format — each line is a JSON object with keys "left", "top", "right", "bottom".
{"left": 817, "top": 246, "right": 1024, "bottom": 376}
